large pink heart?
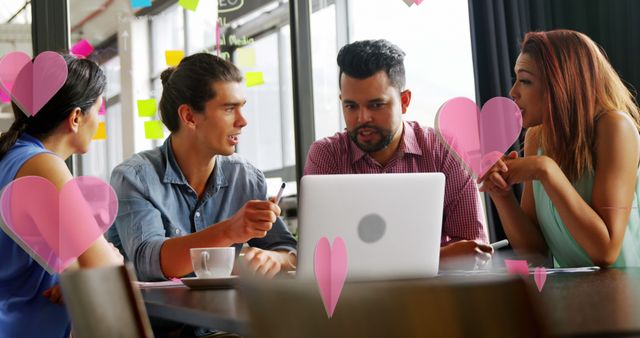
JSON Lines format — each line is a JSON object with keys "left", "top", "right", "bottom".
{"left": 0, "top": 176, "right": 118, "bottom": 274}
{"left": 314, "top": 236, "right": 348, "bottom": 318}
{"left": 435, "top": 97, "right": 522, "bottom": 177}
{"left": 0, "top": 52, "right": 31, "bottom": 102}
{"left": 0, "top": 51, "right": 68, "bottom": 117}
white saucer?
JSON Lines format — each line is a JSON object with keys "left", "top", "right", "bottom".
{"left": 180, "top": 275, "right": 239, "bottom": 289}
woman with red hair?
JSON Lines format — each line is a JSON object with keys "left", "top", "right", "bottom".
{"left": 480, "top": 30, "right": 640, "bottom": 268}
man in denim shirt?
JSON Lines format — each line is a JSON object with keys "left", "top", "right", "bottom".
{"left": 106, "top": 54, "right": 297, "bottom": 286}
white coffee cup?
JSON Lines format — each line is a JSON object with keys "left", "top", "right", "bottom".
{"left": 190, "top": 247, "right": 235, "bottom": 278}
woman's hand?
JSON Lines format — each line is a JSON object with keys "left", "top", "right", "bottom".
{"left": 478, "top": 151, "right": 518, "bottom": 196}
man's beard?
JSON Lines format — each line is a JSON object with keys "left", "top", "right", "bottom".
{"left": 348, "top": 124, "right": 394, "bottom": 153}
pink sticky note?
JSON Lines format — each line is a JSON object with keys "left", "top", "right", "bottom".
{"left": 0, "top": 176, "right": 118, "bottom": 274}
{"left": 0, "top": 51, "right": 68, "bottom": 117}
{"left": 99, "top": 99, "right": 106, "bottom": 115}
{"left": 70, "top": 39, "right": 94, "bottom": 58}
{"left": 504, "top": 259, "right": 529, "bottom": 276}
{"left": 314, "top": 237, "right": 348, "bottom": 318}
{"left": 435, "top": 97, "right": 522, "bottom": 178}
{"left": 0, "top": 88, "right": 9, "bottom": 103}
{"left": 534, "top": 267, "right": 547, "bottom": 292}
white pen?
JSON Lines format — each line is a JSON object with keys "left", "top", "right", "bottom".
{"left": 274, "top": 182, "right": 286, "bottom": 204}
{"left": 490, "top": 239, "right": 509, "bottom": 250}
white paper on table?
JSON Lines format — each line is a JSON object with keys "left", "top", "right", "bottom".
{"left": 543, "top": 266, "right": 600, "bottom": 274}
{"left": 134, "top": 280, "right": 184, "bottom": 289}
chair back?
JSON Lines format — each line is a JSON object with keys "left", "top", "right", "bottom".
{"left": 60, "top": 264, "right": 154, "bottom": 338}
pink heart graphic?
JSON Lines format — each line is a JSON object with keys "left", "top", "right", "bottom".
{"left": 435, "top": 97, "right": 522, "bottom": 178}
{"left": 534, "top": 267, "right": 547, "bottom": 292}
{"left": 314, "top": 236, "right": 348, "bottom": 318}
{"left": 414, "top": 0, "right": 424, "bottom": 5}
{"left": 505, "top": 259, "right": 529, "bottom": 276}
{"left": 0, "top": 51, "right": 68, "bottom": 117}
{"left": 0, "top": 52, "right": 31, "bottom": 102}
{"left": 0, "top": 176, "right": 118, "bottom": 274}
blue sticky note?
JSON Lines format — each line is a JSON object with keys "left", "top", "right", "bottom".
{"left": 131, "top": 0, "right": 152, "bottom": 9}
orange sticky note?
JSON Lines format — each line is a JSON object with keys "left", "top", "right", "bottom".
{"left": 93, "top": 122, "right": 107, "bottom": 140}
{"left": 246, "top": 72, "right": 264, "bottom": 87}
{"left": 137, "top": 99, "right": 157, "bottom": 117}
{"left": 144, "top": 120, "right": 165, "bottom": 140}
{"left": 165, "top": 50, "right": 184, "bottom": 67}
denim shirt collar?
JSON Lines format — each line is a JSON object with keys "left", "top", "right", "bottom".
{"left": 160, "top": 137, "right": 228, "bottom": 194}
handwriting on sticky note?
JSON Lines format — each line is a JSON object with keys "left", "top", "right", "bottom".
{"left": 179, "top": 0, "right": 199, "bottom": 11}
{"left": 144, "top": 120, "right": 165, "bottom": 140}
{"left": 131, "top": 0, "right": 152, "bottom": 9}
{"left": 137, "top": 99, "right": 157, "bottom": 117}
{"left": 236, "top": 48, "right": 256, "bottom": 68}
{"left": 165, "top": 50, "right": 184, "bottom": 67}
{"left": 246, "top": 72, "right": 264, "bottom": 87}
{"left": 93, "top": 122, "right": 107, "bottom": 140}
{"left": 504, "top": 259, "right": 529, "bottom": 276}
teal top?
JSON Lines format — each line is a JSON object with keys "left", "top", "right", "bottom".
{"left": 532, "top": 151, "right": 640, "bottom": 267}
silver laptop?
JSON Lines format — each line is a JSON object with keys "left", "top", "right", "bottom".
{"left": 297, "top": 173, "right": 445, "bottom": 281}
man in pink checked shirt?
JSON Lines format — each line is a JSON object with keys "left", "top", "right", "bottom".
{"left": 303, "top": 39, "right": 492, "bottom": 268}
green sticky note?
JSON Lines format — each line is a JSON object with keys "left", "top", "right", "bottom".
{"left": 236, "top": 48, "right": 256, "bottom": 68}
{"left": 246, "top": 72, "right": 264, "bottom": 87}
{"left": 137, "top": 99, "right": 157, "bottom": 117}
{"left": 179, "top": 0, "right": 199, "bottom": 11}
{"left": 144, "top": 120, "right": 165, "bottom": 140}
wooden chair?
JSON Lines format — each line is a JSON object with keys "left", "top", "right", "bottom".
{"left": 244, "top": 275, "right": 549, "bottom": 338}
{"left": 60, "top": 264, "right": 154, "bottom": 338}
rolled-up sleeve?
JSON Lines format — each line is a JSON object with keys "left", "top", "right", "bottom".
{"left": 247, "top": 172, "right": 297, "bottom": 253}
{"left": 110, "top": 165, "right": 169, "bottom": 281}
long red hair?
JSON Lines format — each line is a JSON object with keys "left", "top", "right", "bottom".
{"left": 521, "top": 30, "right": 640, "bottom": 181}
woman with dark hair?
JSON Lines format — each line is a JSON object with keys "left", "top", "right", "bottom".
{"left": 0, "top": 54, "right": 123, "bottom": 336}
{"left": 480, "top": 30, "right": 640, "bottom": 268}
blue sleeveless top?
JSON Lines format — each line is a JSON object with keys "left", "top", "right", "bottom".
{"left": 0, "top": 134, "right": 71, "bottom": 337}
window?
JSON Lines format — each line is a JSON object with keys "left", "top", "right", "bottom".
{"left": 349, "top": 0, "right": 476, "bottom": 127}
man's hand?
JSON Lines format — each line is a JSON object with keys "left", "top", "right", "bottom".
{"left": 240, "top": 247, "right": 286, "bottom": 279}
{"left": 108, "top": 242, "right": 124, "bottom": 264}
{"left": 440, "top": 240, "right": 493, "bottom": 270}
{"left": 224, "top": 200, "right": 281, "bottom": 243}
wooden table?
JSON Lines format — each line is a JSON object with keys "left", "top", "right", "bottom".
{"left": 141, "top": 268, "right": 640, "bottom": 337}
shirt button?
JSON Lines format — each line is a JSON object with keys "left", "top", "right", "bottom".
{"left": 174, "top": 228, "right": 180, "bottom": 234}
{"left": 195, "top": 211, "right": 201, "bottom": 218}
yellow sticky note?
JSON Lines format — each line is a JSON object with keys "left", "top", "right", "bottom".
{"left": 165, "top": 50, "right": 184, "bottom": 67}
{"left": 236, "top": 48, "right": 256, "bottom": 68}
{"left": 179, "top": 0, "right": 199, "bottom": 11}
{"left": 246, "top": 72, "right": 264, "bottom": 87}
{"left": 144, "top": 120, "right": 165, "bottom": 140}
{"left": 93, "top": 122, "right": 107, "bottom": 140}
{"left": 137, "top": 99, "right": 157, "bottom": 117}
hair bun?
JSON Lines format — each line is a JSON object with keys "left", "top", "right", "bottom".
{"left": 160, "top": 67, "right": 176, "bottom": 86}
